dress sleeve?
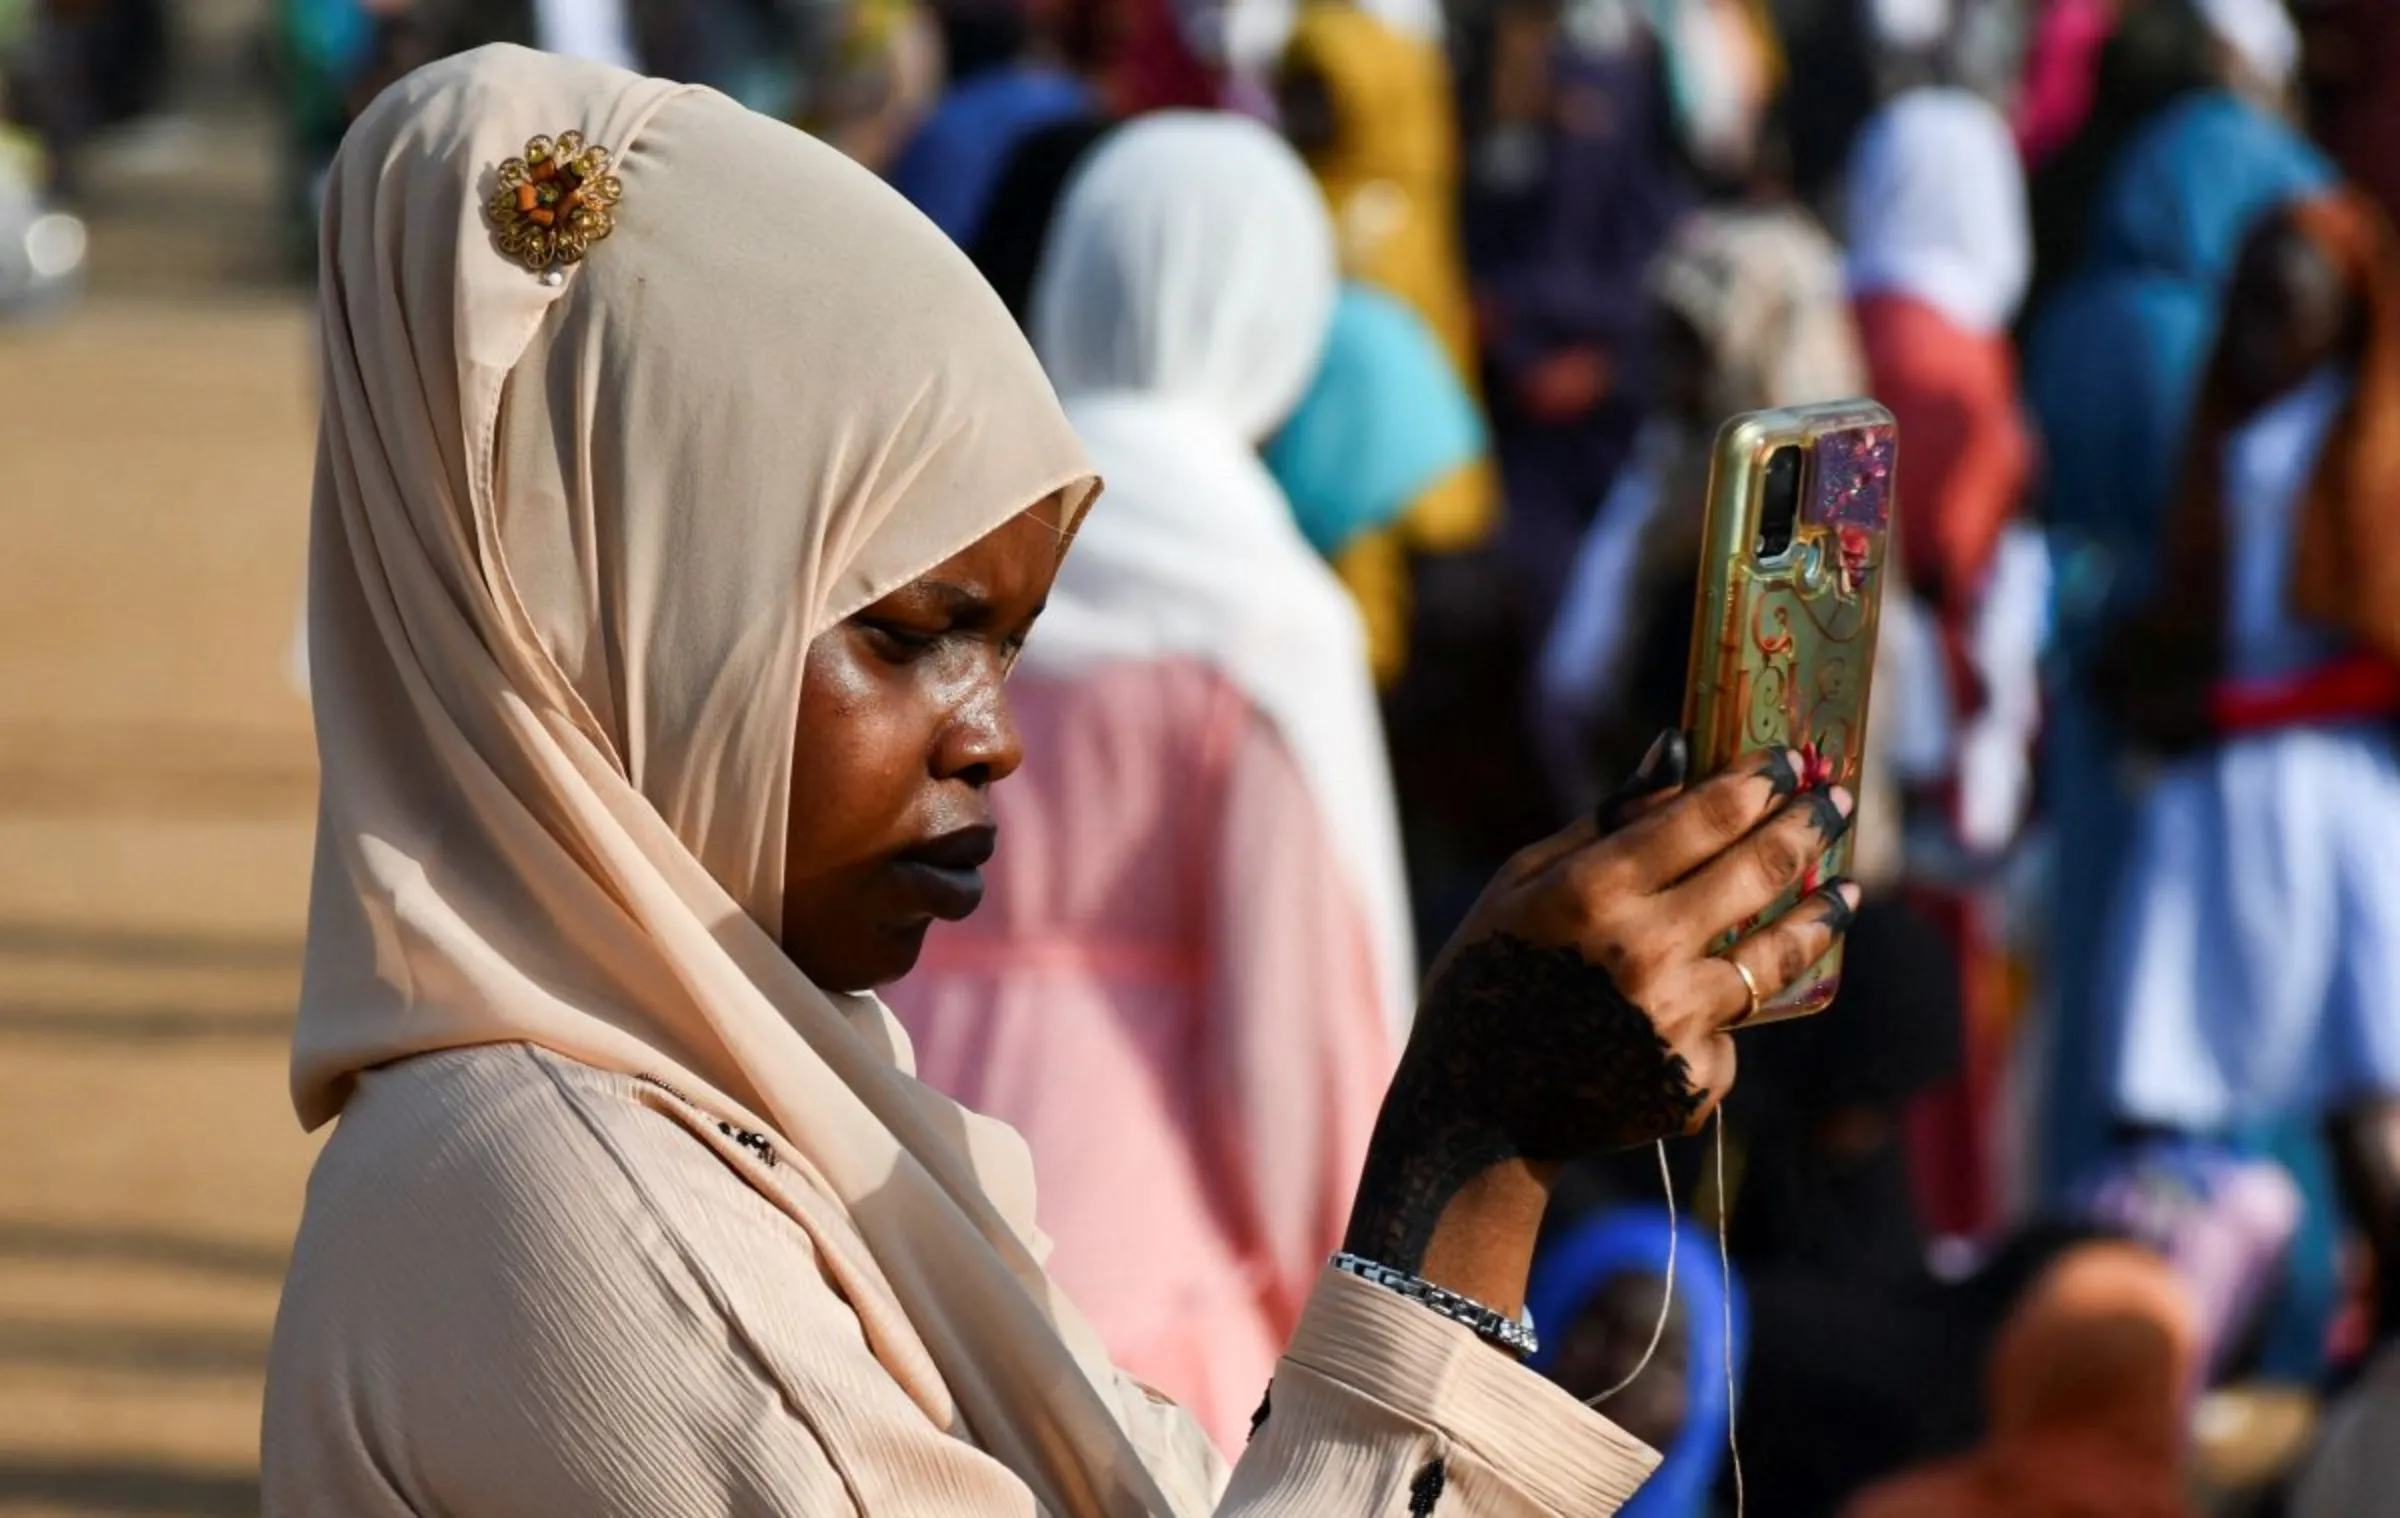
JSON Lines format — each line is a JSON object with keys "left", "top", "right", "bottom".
{"left": 1196, "top": 698, "right": 1397, "bottom": 1343}
{"left": 1223, "top": 1269, "right": 1663, "bottom": 1516}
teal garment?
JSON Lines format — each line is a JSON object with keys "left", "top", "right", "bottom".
{"left": 1265, "top": 284, "right": 1487, "bottom": 559}
{"left": 279, "top": 0, "right": 377, "bottom": 145}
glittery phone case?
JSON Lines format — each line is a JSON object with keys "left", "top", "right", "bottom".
{"left": 1681, "top": 400, "right": 1896, "bottom": 1023}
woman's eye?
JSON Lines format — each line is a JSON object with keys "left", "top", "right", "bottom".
{"left": 861, "top": 620, "right": 941, "bottom": 660}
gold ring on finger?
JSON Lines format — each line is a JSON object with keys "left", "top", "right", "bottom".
{"left": 1729, "top": 957, "right": 1765, "bottom": 1026}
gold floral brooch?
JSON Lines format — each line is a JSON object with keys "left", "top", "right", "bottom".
{"left": 486, "top": 131, "right": 622, "bottom": 280}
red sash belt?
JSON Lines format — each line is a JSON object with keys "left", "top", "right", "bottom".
{"left": 2211, "top": 652, "right": 2400, "bottom": 734}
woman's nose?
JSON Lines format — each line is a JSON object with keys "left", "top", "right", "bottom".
{"left": 936, "top": 678, "right": 1023, "bottom": 789}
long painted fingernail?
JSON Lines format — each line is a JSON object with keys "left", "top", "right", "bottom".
{"left": 1804, "top": 784, "right": 1854, "bottom": 839}
{"left": 1757, "top": 746, "right": 1803, "bottom": 799}
{"left": 1632, "top": 728, "right": 1678, "bottom": 783}
{"left": 1821, "top": 877, "right": 1862, "bottom": 930}
{"left": 1596, "top": 731, "right": 1688, "bottom": 831}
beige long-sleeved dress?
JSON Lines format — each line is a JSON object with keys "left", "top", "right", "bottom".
{"left": 262, "top": 1043, "right": 1658, "bottom": 1515}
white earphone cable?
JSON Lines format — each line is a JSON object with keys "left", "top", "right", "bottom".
{"left": 1575, "top": 1120, "right": 1747, "bottom": 1518}
{"left": 1581, "top": 1139, "right": 1676, "bottom": 1407}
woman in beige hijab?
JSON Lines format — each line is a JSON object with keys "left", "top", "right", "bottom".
{"left": 263, "top": 43, "right": 1863, "bottom": 1516}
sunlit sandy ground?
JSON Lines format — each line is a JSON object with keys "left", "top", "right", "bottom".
{"left": 0, "top": 3, "right": 319, "bottom": 1510}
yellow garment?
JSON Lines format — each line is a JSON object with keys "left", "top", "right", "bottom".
{"left": 1283, "top": 3, "right": 1476, "bottom": 378}
{"left": 805, "top": 0, "right": 942, "bottom": 171}
{"left": 1286, "top": 4, "right": 1497, "bottom": 683}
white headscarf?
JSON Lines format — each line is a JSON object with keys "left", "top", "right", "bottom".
{"left": 531, "top": 0, "right": 640, "bottom": 69}
{"left": 296, "top": 44, "right": 1224, "bottom": 1516}
{"left": 1027, "top": 112, "right": 1417, "bottom": 1035}
{"left": 1845, "top": 87, "right": 2032, "bottom": 335}
{"left": 2197, "top": 0, "right": 2300, "bottom": 95}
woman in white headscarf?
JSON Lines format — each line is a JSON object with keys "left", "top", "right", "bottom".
{"left": 884, "top": 113, "right": 1409, "bottom": 1454}
{"left": 263, "top": 44, "right": 1864, "bottom": 1515}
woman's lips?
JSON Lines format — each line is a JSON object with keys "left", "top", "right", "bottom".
{"left": 890, "top": 825, "right": 996, "bottom": 920}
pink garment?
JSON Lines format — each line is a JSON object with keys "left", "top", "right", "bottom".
{"left": 887, "top": 658, "right": 1396, "bottom": 1456}
{"left": 2013, "top": 0, "right": 2113, "bottom": 168}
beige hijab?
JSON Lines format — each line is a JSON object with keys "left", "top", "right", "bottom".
{"left": 298, "top": 43, "right": 1198, "bottom": 1517}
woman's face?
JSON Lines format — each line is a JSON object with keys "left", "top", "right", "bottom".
{"left": 1549, "top": 1271, "right": 1689, "bottom": 1450}
{"left": 780, "top": 493, "right": 1073, "bottom": 990}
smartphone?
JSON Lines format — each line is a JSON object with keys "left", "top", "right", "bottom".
{"left": 1681, "top": 399, "right": 1896, "bottom": 1023}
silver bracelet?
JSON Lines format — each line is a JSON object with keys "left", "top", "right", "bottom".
{"left": 1330, "top": 1251, "right": 1540, "bottom": 1359}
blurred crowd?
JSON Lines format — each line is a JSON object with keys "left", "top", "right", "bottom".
{"left": 16, "top": 0, "right": 2400, "bottom": 1512}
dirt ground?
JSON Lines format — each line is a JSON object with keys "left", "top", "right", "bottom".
{"left": 0, "top": 5, "right": 321, "bottom": 1513}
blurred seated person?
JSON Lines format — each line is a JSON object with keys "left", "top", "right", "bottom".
{"left": 1841, "top": 1242, "right": 2201, "bottom": 1518}
{"left": 1529, "top": 1207, "right": 1745, "bottom": 1518}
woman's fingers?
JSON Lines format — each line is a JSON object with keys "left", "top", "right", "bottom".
{"left": 1660, "top": 783, "right": 1854, "bottom": 950}
{"left": 1699, "top": 880, "right": 1862, "bottom": 1029}
{"left": 1578, "top": 747, "right": 1807, "bottom": 896}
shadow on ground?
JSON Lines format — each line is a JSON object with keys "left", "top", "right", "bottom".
{"left": 0, "top": 1220, "right": 286, "bottom": 1283}
{"left": 0, "top": 1459, "right": 259, "bottom": 1516}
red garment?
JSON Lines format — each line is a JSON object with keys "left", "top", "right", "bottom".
{"left": 1091, "top": 0, "right": 1221, "bottom": 112}
{"left": 2213, "top": 652, "right": 2400, "bottom": 734}
{"left": 1903, "top": 886, "right": 2005, "bottom": 1239}
{"left": 1034, "top": 0, "right": 1219, "bottom": 113}
{"left": 1852, "top": 292, "right": 2033, "bottom": 623}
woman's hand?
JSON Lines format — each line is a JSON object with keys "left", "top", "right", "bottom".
{"left": 1343, "top": 738, "right": 1861, "bottom": 1312}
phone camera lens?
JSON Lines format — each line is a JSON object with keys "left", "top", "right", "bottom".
{"left": 1757, "top": 445, "right": 1802, "bottom": 560}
